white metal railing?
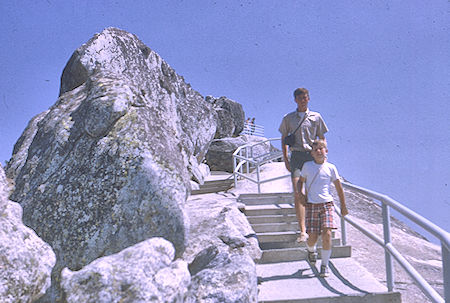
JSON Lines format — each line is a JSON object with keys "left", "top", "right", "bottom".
{"left": 241, "top": 121, "right": 265, "bottom": 137}
{"left": 232, "top": 137, "right": 450, "bottom": 303}
{"left": 232, "top": 137, "right": 286, "bottom": 193}
{"left": 336, "top": 182, "right": 450, "bottom": 303}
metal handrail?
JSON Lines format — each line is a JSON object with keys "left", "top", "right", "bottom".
{"left": 339, "top": 182, "right": 449, "bottom": 303}
{"left": 242, "top": 122, "right": 265, "bottom": 137}
{"left": 232, "top": 137, "right": 284, "bottom": 193}
{"left": 232, "top": 137, "right": 449, "bottom": 303}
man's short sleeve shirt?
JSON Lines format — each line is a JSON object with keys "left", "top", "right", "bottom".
{"left": 278, "top": 110, "right": 328, "bottom": 151}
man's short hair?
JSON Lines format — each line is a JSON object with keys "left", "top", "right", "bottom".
{"left": 312, "top": 139, "right": 327, "bottom": 149}
{"left": 293, "top": 88, "right": 309, "bottom": 98}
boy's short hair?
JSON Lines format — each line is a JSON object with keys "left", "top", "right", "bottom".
{"left": 293, "top": 88, "right": 309, "bottom": 98}
{"left": 312, "top": 139, "right": 327, "bottom": 149}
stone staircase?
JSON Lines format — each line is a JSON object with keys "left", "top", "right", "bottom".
{"left": 238, "top": 192, "right": 402, "bottom": 303}
{"left": 191, "top": 171, "right": 234, "bottom": 195}
{"left": 239, "top": 193, "right": 352, "bottom": 265}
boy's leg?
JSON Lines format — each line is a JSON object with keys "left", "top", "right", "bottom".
{"left": 320, "top": 202, "right": 336, "bottom": 277}
{"left": 320, "top": 228, "right": 332, "bottom": 277}
{"left": 306, "top": 233, "right": 319, "bottom": 249}
{"left": 321, "top": 228, "right": 332, "bottom": 265}
{"left": 321, "top": 228, "right": 332, "bottom": 250}
{"left": 306, "top": 233, "right": 319, "bottom": 264}
{"left": 305, "top": 203, "right": 320, "bottom": 264}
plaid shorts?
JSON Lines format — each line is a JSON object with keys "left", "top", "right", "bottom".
{"left": 306, "top": 202, "right": 336, "bottom": 234}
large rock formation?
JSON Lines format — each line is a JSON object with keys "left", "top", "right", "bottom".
{"left": 6, "top": 27, "right": 217, "bottom": 301}
{"left": 61, "top": 238, "right": 190, "bottom": 303}
{"left": 5, "top": 111, "right": 49, "bottom": 181}
{"left": 183, "top": 193, "right": 261, "bottom": 302}
{"left": 60, "top": 192, "right": 261, "bottom": 303}
{"left": 206, "top": 135, "right": 280, "bottom": 172}
{"left": 0, "top": 165, "right": 56, "bottom": 302}
{"left": 205, "top": 96, "right": 245, "bottom": 139}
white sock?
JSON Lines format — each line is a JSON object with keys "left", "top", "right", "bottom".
{"left": 321, "top": 249, "right": 332, "bottom": 267}
{"left": 307, "top": 244, "right": 316, "bottom": 253}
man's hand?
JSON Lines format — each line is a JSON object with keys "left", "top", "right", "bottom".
{"left": 284, "top": 160, "right": 291, "bottom": 172}
{"left": 295, "top": 192, "right": 306, "bottom": 205}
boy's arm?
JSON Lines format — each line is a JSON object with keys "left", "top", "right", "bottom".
{"left": 297, "top": 176, "right": 307, "bottom": 205}
{"left": 333, "top": 179, "right": 348, "bottom": 216}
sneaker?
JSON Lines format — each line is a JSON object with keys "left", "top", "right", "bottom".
{"left": 296, "top": 232, "right": 309, "bottom": 243}
{"left": 320, "top": 265, "right": 330, "bottom": 278}
{"left": 307, "top": 251, "right": 317, "bottom": 265}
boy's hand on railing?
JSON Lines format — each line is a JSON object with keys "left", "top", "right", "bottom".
{"left": 341, "top": 205, "right": 348, "bottom": 216}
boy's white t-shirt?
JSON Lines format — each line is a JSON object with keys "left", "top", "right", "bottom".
{"left": 300, "top": 161, "right": 340, "bottom": 204}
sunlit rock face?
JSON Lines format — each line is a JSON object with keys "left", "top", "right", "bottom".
{"left": 183, "top": 194, "right": 261, "bottom": 302}
{"left": 0, "top": 165, "right": 56, "bottom": 303}
{"left": 206, "top": 135, "right": 278, "bottom": 172}
{"left": 205, "top": 96, "right": 245, "bottom": 139}
{"left": 6, "top": 27, "right": 216, "bottom": 301}
{"left": 61, "top": 238, "right": 191, "bottom": 303}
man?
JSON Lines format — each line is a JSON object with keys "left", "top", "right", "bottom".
{"left": 278, "top": 88, "right": 328, "bottom": 242}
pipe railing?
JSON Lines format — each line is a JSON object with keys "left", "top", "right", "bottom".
{"left": 338, "top": 181, "right": 449, "bottom": 303}
{"left": 232, "top": 137, "right": 286, "bottom": 193}
{"left": 232, "top": 137, "right": 449, "bottom": 303}
{"left": 242, "top": 122, "right": 265, "bottom": 137}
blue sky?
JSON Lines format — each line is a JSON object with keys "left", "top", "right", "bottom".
{"left": 1, "top": 1, "right": 449, "bottom": 236}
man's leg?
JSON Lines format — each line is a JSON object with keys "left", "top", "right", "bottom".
{"left": 292, "top": 176, "right": 307, "bottom": 240}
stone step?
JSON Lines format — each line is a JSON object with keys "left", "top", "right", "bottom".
{"left": 200, "top": 179, "right": 234, "bottom": 186}
{"left": 239, "top": 194, "right": 294, "bottom": 205}
{"left": 191, "top": 179, "right": 234, "bottom": 195}
{"left": 251, "top": 223, "right": 337, "bottom": 238}
{"left": 256, "top": 231, "right": 337, "bottom": 244}
{"left": 238, "top": 192, "right": 293, "bottom": 203}
{"left": 258, "top": 246, "right": 352, "bottom": 264}
{"left": 247, "top": 214, "right": 298, "bottom": 224}
{"left": 257, "top": 259, "right": 401, "bottom": 303}
{"left": 252, "top": 222, "right": 299, "bottom": 233}
{"left": 245, "top": 207, "right": 295, "bottom": 217}
{"left": 260, "top": 238, "right": 341, "bottom": 250}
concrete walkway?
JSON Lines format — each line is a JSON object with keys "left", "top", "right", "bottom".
{"left": 257, "top": 259, "right": 399, "bottom": 302}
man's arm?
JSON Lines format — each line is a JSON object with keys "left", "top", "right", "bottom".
{"left": 333, "top": 179, "right": 348, "bottom": 216}
{"left": 282, "top": 139, "right": 290, "bottom": 172}
{"left": 297, "top": 176, "right": 306, "bottom": 205}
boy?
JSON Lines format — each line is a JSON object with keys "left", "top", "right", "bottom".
{"left": 298, "top": 139, "right": 348, "bottom": 277}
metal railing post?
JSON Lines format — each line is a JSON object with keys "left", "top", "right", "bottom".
{"left": 233, "top": 154, "right": 237, "bottom": 188}
{"left": 256, "top": 163, "right": 261, "bottom": 194}
{"left": 245, "top": 147, "right": 249, "bottom": 173}
{"left": 443, "top": 242, "right": 450, "bottom": 303}
{"left": 340, "top": 214, "right": 347, "bottom": 246}
{"left": 382, "top": 203, "right": 395, "bottom": 292}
